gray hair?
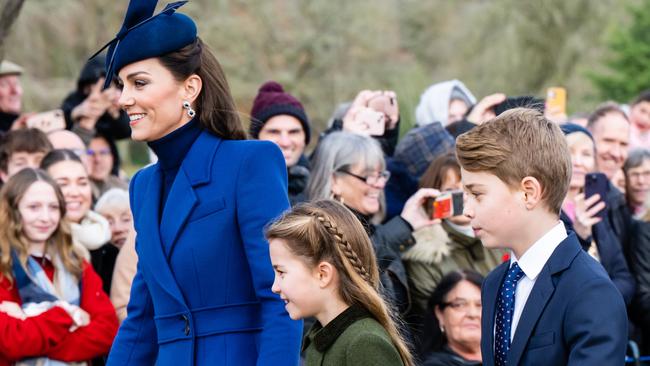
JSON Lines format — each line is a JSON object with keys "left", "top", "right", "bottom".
{"left": 308, "top": 131, "right": 386, "bottom": 221}
{"left": 624, "top": 148, "right": 650, "bottom": 175}
{"left": 95, "top": 188, "right": 130, "bottom": 213}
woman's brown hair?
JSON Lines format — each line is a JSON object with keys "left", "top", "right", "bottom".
{"left": 0, "top": 168, "right": 83, "bottom": 283}
{"left": 419, "top": 153, "right": 461, "bottom": 190}
{"left": 265, "top": 200, "right": 413, "bottom": 366}
{"left": 159, "top": 37, "right": 247, "bottom": 140}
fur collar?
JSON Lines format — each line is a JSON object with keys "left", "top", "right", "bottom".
{"left": 402, "top": 221, "right": 483, "bottom": 264}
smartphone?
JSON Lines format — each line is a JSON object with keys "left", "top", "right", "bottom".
{"left": 584, "top": 172, "right": 609, "bottom": 219}
{"left": 26, "top": 109, "right": 66, "bottom": 133}
{"left": 355, "top": 107, "right": 385, "bottom": 136}
{"left": 546, "top": 87, "right": 567, "bottom": 115}
{"left": 424, "top": 191, "right": 464, "bottom": 220}
{"left": 368, "top": 94, "right": 397, "bottom": 123}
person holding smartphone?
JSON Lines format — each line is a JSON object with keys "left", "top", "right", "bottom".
{"left": 320, "top": 89, "right": 401, "bottom": 157}
{"left": 559, "top": 123, "right": 635, "bottom": 305}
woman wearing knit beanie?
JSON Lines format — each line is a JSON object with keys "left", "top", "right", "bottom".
{"left": 250, "top": 81, "right": 311, "bottom": 205}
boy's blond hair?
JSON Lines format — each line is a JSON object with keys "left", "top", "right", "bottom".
{"left": 455, "top": 108, "right": 571, "bottom": 214}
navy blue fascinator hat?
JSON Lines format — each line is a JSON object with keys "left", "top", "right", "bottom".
{"left": 91, "top": 0, "right": 197, "bottom": 88}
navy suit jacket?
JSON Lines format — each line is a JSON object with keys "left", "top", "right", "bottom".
{"left": 481, "top": 233, "right": 627, "bottom": 366}
{"left": 106, "top": 131, "right": 302, "bottom": 365}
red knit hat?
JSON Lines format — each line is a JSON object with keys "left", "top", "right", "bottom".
{"left": 250, "top": 81, "right": 310, "bottom": 145}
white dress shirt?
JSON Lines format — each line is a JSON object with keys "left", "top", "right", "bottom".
{"left": 507, "top": 221, "right": 567, "bottom": 341}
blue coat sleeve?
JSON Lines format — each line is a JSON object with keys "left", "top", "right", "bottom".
{"left": 106, "top": 170, "right": 158, "bottom": 365}
{"left": 235, "top": 141, "right": 302, "bottom": 366}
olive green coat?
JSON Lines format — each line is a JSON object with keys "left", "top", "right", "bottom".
{"left": 302, "top": 306, "right": 404, "bottom": 366}
{"left": 402, "top": 221, "right": 504, "bottom": 312}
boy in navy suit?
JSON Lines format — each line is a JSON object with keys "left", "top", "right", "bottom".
{"left": 455, "top": 108, "right": 627, "bottom": 365}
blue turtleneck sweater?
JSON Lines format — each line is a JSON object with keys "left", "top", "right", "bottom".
{"left": 147, "top": 118, "right": 202, "bottom": 216}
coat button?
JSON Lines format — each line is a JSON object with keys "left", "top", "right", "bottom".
{"left": 181, "top": 314, "right": 190, "bottom": 336}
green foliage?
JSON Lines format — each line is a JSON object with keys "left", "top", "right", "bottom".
{"left": 590, "top": 0, "right": 650, "bottom": 103}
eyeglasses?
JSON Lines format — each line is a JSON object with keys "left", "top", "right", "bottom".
{"left": 442, "top": 299, "right": 482, "bottom": 312}
{"left": 338, "top": 170, "right": 391, "bottom": 186}
{"left": 87, "top": 148, "right": 112, "bottom": 157}
{"left": 628, "top": 171, "right": 650, "bottom": 181}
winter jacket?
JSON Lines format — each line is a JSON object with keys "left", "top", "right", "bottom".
{"left": 0, "top": 259, "right": 118, "bottom": 365}
{"left": 403, "top": 221, "right": 502, "bottom": 313}
{"left": 422, "top": 345, "right": 481, "bottom": 366}
{"left": 606, "top": 183, "right": 636, "bottom": 260}
{"left": 352, "top": 209, "right": 415, "bottom": 315}
{"left": 630, "top": 220, "right": 650, "bottom": 353}
{"left": 288, "top": 155, "right": 310, "bottom": 206}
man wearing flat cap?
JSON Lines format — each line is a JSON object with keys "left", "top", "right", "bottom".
{"left": 0, "top": 60, "right": 24, "bottom": 132}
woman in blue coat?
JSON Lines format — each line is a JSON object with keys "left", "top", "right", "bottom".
{"left": 100, "top": 1, "right": 302, "bottom": 365}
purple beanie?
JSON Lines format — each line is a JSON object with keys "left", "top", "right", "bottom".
{"left": 250, "top": 81, "right": 311, "bottom": 145}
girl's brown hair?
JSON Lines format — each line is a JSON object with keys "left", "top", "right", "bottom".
{"left": 419, "top": 153, "right": 461, "bottom": 190}
{"left": 158, "top": 37, "right": 247, "bottom": 140}
{"left": 265, "top": 200, "right": 413, "bottom": 366}
{"left": 0, "top": 168, "right": 83, "bottom": 283}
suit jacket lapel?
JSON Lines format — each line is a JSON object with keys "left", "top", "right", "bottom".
{"left": 159, "top": 130, "right": 220, "bottom": 259}
{"left": 507, "top": 268, "right": 555, "bottom": 366}
{"left": 507, "top": 234, "right": 582, "bottom": 365}
{"left": 482, "top": 262, "right": 508, "bottom": 366}
{"left": 136, "top": 166, "right": 187, "bottom": 306}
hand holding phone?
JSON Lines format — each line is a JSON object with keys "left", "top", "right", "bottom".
{"left": 355, "top": 107, "right": 386, "bottom": 136}
{"left": 584, "top": 172, "right": 609, "bottom": 219}
{"left": 367, "top": 91, "right": 399, "bottom": 129}
{"left": 423, "top": 190, "right": 464, "bottom": 220}
{"left": 26, "top": 109, "right": 66, "bottom": 133}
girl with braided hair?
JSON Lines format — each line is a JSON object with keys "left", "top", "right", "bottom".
{"left": 266, "top": 199, "right": 414, "bottom": 366}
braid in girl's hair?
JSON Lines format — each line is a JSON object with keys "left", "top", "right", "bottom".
{"left": 313, "top": 214, "right": 372, "bottom": 283}
{"left": 265, "top": 199, "right": 414, "bottom": 366}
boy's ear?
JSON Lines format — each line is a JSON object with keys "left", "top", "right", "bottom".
{"left": 520, "top": 176, "right": 543, "bottom": 210}
{"left": 314, "top": 261, "right": 337, "bottom": 288}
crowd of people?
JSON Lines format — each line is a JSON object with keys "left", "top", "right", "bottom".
{"left": 1, "top": 1, "right": 650, "bottom": 365}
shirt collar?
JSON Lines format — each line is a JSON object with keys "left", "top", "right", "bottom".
{"left": 511, "top": 221, "right": 567, "bottom": 281}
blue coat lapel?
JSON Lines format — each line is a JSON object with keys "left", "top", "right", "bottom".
{"left": 160, "top": 131, "right": 220, "bottom": 259}
{"left": 482, "top": 262, "right": 508, "bottom": 366}
{"left": 136, "top": 166, "right": 187, "bottom": 307}
{"left": 507, "top": 234, "right": 582, "bottom": 366}
{"left": 160, "top": 168, "right": 197, "bottom": 258}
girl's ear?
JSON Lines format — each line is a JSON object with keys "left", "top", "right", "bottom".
{"left": 182, "top": 74, "right": 202, "bottom": 104}
{"left": 314, "top": 261, "right": 337, "bottom": 288}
